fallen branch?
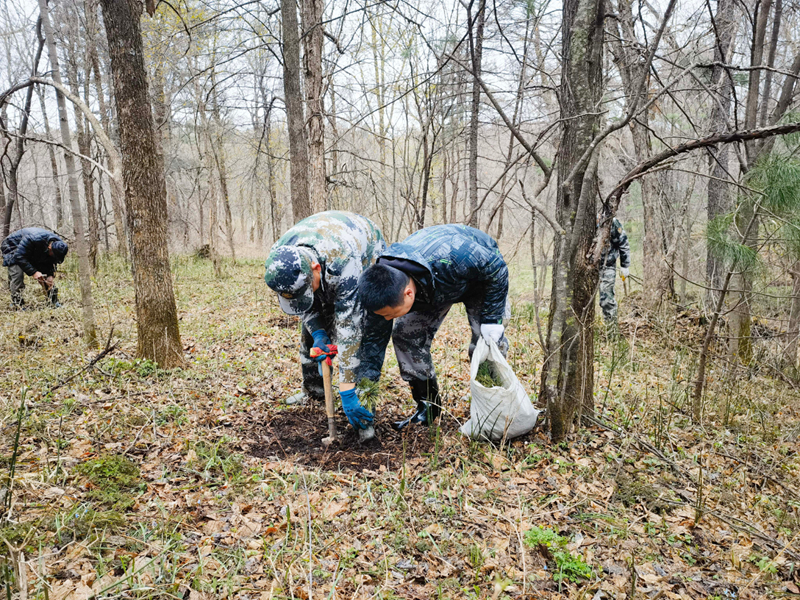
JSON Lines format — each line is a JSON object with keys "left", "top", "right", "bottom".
{"left": 45, "top": 328, "right": 117, "bottom": 396}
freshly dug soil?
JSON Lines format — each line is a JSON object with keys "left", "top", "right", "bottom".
{"left": 242, "top": 405, "right": 452, "bottom": 471}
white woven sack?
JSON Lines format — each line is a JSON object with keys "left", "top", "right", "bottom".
{"left": 460, "top": 336, "right": 540, "bottom": 441}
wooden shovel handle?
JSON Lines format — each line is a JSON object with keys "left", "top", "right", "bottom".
{"left": 321, "top": 360, "right": 337, "bottom": 440}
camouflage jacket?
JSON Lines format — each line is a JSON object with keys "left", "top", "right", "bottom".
{"left": 271, "top": 211, "right": 385, "bottom": 384}
{"left": 601, "top": 218, "right": 631, "bottom": 269}
{"left": 377, "top": 224, "right": 509, "bottom": 324}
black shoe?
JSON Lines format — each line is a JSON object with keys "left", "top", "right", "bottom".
{"left": 50, "top": 301, "right": 62, "bottom": 309}
{"left": 392, "top": 379, "right": 442, "bottom": 430}
{"left": 391, "top": 401, "right": 442, "bottom": 430}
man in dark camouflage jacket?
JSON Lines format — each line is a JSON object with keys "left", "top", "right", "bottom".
{"left": 264, "top": 211, "right": 391, "bottom": 430}
{"left": 358, "top": 224, "right": 509, "bottom": 430}
{"left": 599, "top": 217, "right": 631, "bottom": 324}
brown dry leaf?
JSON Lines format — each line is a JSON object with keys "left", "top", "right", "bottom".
{"left": 423, "top": 523, "right": 443, "bottom": 536}
{"left": 203, "top": 519, "right": 225, "bottom": 534}
{"left": 70, "top": 582, "right": 95, "bottom": 600}
{"left": 237, "top": 518, "right": 261, "bottom": 538}
{"left": 49, "top": 581, "right": 75, "bottom": 600}
{"left": 323, "top": 499, "right": 350, "bottom": 519}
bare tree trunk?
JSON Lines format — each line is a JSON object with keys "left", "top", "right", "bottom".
{"left": 450, "top": 142, "right": 460, "bottom": 225}
{"left": 86, "top": 0, "right": 127, "bottom": 258}
{"left": 265, "top": 99, "right": 280, "bottom": 242}
{"left": 706, "top": 0, "right": 737, "bottom": 303}
{"left": 65, "top": 52, "right": 99, "bottom": 270}
{"left": 418, "top": 122, "right": 432, "bottom": 229}
{"left": 758, "top": 0, "right": 782, "bottom": 128}
{"left": 82, "top": 65, "right": 99, "bottom": 266}
{"left": 195, "top": 76, "right": 222, "bottom": 277}
{"left": 282, "top": 0, "right": 311, "bottom": 221}
{"left": 440, "top": 139, "right": 447, "bottom": 224}
{"left": 210, "top": 76, "right": 236, "bottom": 262}
{"left": 370, "top": 9, "right": 387, "bottom": 167}
{"left": 99, "top": 0, "right": 183, "bottom": 367}
{"left": 731, "top": 0, "right": 774, "bottom": 363}
{"left": 541, "top": 0, "right": 604, "bottom": 442}
{"left": 36, "top": 86, "right": 64, "bottom": 229}
{"left": 39, "top": 0, "right": 98, "bottom": 346}
{"left": 679, "top": 192, "right": 693, "bottom": 302}
{"left": 466, "top": 0, "right": 485, "bottom": 228}
{"left": 302, "top": 0, "right": 326, "bottom": 213}
{"left": 327, "top": 77, "right": 341, "bottom": 210}
{"left": 611, "top": 0, "right": 670, "bottom": 309}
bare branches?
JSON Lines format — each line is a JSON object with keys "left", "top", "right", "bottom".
{"left": 560, "top": 0, "right": 678, "bottom": 191}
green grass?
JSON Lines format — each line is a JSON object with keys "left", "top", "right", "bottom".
{"left": 524, "top": 527, "right": 595, "bottom": 583}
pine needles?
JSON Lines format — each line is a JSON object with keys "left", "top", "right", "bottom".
{"left": 356, "top": 377, "right": 381, "bottom": 411}
{"left": 475, "top": 361, "right": 503, "bottom": 388}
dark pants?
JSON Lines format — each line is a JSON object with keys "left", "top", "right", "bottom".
{"left": 392, "top": 297, "right": 510, "bottom": 383}
{"left": 7, "top": 265, "right": 24, "bottom": 305}
{"left": 6, "top": 265, "right": 58, "bottom": 307}
{"left": 300, "top": 308, "right": 393, "bottom": 399}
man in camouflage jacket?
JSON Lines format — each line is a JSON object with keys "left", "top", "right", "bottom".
{"left": 599, "top": 217, "right": 631, "bottom": 323}
{"left": 358, "top": 224, "right": 509, "bottom": 429}
{"left": 2, "top": 227, "right": 69, "bottom": 309}
{"left": 264, "top": 211, "right": 391, "bottom": 430}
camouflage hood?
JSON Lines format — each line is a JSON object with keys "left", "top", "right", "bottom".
{"left": 264, "top": 245, "right": 318, "bottom": 315}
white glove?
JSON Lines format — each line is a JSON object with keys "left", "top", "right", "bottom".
{"left": 480, "top": 324, "right": 504, "bottom": 344}
{"left": 620, "top": 267, "right": 630, "bottom": 279}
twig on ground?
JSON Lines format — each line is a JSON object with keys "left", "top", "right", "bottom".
{"left": 46, "top": 328, "right": 117, "bottom": 396}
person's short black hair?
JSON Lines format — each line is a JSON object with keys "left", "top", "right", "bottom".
{"left": 358, "top": 264, "right": 410, "bottom": 312}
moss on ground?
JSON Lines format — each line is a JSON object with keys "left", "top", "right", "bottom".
{"left": 75, "top": 455, "right": 144, "bottom": 510}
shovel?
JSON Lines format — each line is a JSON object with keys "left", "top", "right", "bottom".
{"left": 311, "top": 347, "right": 338, "bottom": 446}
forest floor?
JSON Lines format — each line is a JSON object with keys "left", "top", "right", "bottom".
{"left": 0, "top": 255, "right": 799, "bottom": 600}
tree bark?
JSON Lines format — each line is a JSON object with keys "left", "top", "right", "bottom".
{"left": 210, "top": 73, "right": 236, "bottom": 262}
{"left": 194, "top": 71, "right": 222, "bottom": 277}
{"left": 265, "top": 98, "right": 280, "bottom": 242}
{"left": 541, "top": 0, "right": 604, "bottom": 442}
{"left": 706, "top": 0, "right": 737, "bottom": 302}
{"left": 281, "top": 0, "right": 312, "bottom": 221}
{"left": 36, "top": 86, "right": 64, "bottom": 229}
{"left": 65, "top": 50, "right": 99, "bottom": 270}
{"left": 302, "top": 0, "right": 326, "bottom": 213}
{"left": 39, "top": 0, "right": 98, "bottom": 346}
{"left": 99, "top": 0, "right": 183, "bottom": 367}
{"left": 85, "top": 0, "right": 127, "bottom": 258}
{"left": 466, "top": 0, "right": 485, "bottom": 228}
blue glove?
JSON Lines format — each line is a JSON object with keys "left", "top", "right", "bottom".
{"left": 311, "top": 329, "right": 335, "bottom": 375}
{"left": 311, "top": 329, "right": 332, "bottom": 358}
{"left": 340, "top": 388, "right": 373, "bottom": 430}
